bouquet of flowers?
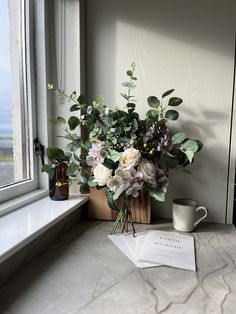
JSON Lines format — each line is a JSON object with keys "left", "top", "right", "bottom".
{"left": 44, "top": 63, "right": 203, "bottom": 235}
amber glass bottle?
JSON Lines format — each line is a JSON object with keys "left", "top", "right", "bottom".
{"left": 49, "top": 162, "right": 69, "bottom": 200}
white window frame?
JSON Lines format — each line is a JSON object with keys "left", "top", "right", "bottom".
{"left": 0, "top": 0, "right": 84, "bottom": 212}
{"left": 0, "top": 0, "right": 40, "bottom": 204}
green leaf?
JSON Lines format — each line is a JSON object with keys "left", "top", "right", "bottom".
{"left": 133, "top": 118, "right": 139, "bottom": 130}
{"left": 47, "top": 147, "right": 65, "bottom": 162}
{"left": 41, "top": 164, "right": 53, "bottom": 173}
{"left": 78, "top": 95, "right": 86, "bottom": 104}
{"left": 108, "top": 149, "right": 121, "bottom": 162}
{"left": 105, "top": 190, "right": 118, "bottom": 211}
{"left": 68, "top": 116, "right": 80, "bottom": 130}
{"left": 147, "top": 96, "right": 160, "bottom": 108}
{"left": 102, "top": 158, "right": 117, "bottom": 170}
{"left": 162, "top": 89, "right": 175, "bottom": 98}
{"left": 180, "top": 139, "right": 198, "bottom": 153}
{"left": 131, "top": 77, "right": 137, "bottom": 80}
{"left": 127, "top": 103, "right": 136, "bottom": 109}
{"left": 120, "top": 93, "right": 129, "bottom": 100}
{"left": 49, "top": 116, "right": 66, "bottom": 126}
{"left": 77, "top": 172, "right": 86, "bottom": 183}
{"left": 64, "top": 151, "right": 72, "bottom": 162}
{"left": 195, "top": 139, "right": 203, "bottom": 152}
{"left": 168, "top": 97, "right": 183, "bottom": 107}
{"left": 64, "top": 142, "right": 80, "bottom": 152}
{"left": 126, "top": 70, "right": 133, "bottom": 76}
{"left": 149, "top": 190, "right": 166, "bottom": 202}
{"left": 165, "top": 110, "right": 179, "bottom": 120}
{"left": 184, "top": 150, "right": 194, "bottom": 163}
{"left": 88, "top": 180, "right": 98, "bottom": 187}
{"left": 171, "top": 132, "right": 186, "bottom": 145}
{"left": 79, "top": 182, "right": 90, "bottom": 194}
{"left": 147, "top": 109, "right": 159, "bottom": 120}
{"left": 70, "top": 104, "right": 80, "bottom": 112}
{"left": 66, "top": 163, "right": 78, "bottom": 176}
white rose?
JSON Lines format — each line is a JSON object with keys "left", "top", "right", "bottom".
{"left": 93, "top": 164, "right": 112, "bottom": 186}
{"left": 137, "top": 158, "right": 156, "bottom": 186}
{"left": 119, "top": 147, "right": 141, "bottom": 169}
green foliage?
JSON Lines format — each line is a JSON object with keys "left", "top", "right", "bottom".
{"left": 162, "top": 89, "right": 175, "bottom": 98}
{"left": 168, "top": 97, "right": 183, "bottom": 106}
{"left": 148, "top": 189, "right": 166, "bottom": 202}
{"left": 171, "top": 132, "right": 186, "bottom": 144}
{"left": 147, "top": 96, "right": 160, "bottom": 108}
{"left": 45, "top": 62, "right": 203, "bottom": 203}
{"left": 105, "top": 190, "right": 118, "bottom": 211}
{"left": 47, "top": 147, "right": 65, "bottom": 162}
{"left": 102, "top": 158, "right": 117, "bottom": 170}
{"left": 68, "top": 116, "right": 80, "bottom": 130}
{"left": 165, "top": 110, "right": 179, "bottom": 120}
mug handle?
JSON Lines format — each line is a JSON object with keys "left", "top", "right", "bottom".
{"left": 194, "top": 206, "right": 208, "bottom": 227}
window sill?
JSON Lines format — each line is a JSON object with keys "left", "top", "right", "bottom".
{"left": 0, "top": 194, "right": 89, "bottom": 263}
{"left": 0, "top": 189, "right": 48, "bottom": 217}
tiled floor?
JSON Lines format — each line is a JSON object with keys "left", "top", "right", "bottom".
{"left": 0, "top": 220, "right": 236, "bottom": 314}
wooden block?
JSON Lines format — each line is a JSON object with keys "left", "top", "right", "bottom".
{"left": 88, "top": 188, "right": 151, "bottom": 223}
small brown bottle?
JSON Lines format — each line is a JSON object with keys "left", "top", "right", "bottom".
{"left": 49, "top": 162, "right": 69, "bottom": 200}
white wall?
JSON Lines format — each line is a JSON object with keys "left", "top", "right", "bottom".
{"left": 86, "top": 0, "right": 236, "bottom": 223}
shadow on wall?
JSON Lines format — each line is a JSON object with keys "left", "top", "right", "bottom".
{"left": 87, "top": 0, "right": 235, "bottom": 102}
{"left": 86, "top": 0, "right": 236, "bottom": 222}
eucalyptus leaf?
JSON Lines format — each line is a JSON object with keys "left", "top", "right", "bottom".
{"left": 171, "top": 132, "right": 186, "bottom": 144}
{"left": 184, "top": 150, "right": 194, "bottom": 163}
{"left": 70, "top": 104, "right": 80, "bottom": 112}
{"left": 78, "top": 95, "right": 86, "bottom": 104}
{"left": 105, "top": 189, "right": 118, "bottom": 211}
{"left": 165, "top": 110, "right": 179, "bottom": 120}
{"left": 79, "top": 182, "right": 90, "bottom": 194}
{"left": 49, "top": 116, "right": 66, "bottom": 126}
{"left": 65, "top": 142, "right": 80, "bottom": 152}
{"left": 149, "top": 190, "right": 166, "bottom": 202}
{"left": 126, "top": 70, "right": 133, "bottom": 76}
{"left": 102, "top": 158, "right": 117, "bottom": 169}
{"left": 47, "top": 147, "right": 65, "bottom": 162}
{"left": 133, "top": 118, "right": 139, "bottom": 130}
{"left": 147, "top": 109, "right": 159, "bottom": 120}
{"left": 41, "top": 164, "right": 53, "bottom": 173}
{"left": 168, "top": 97, "right": 183, "bottom": 107}
{"left": 147, "top": 96, "right": 160, "bottom": 108}
{"left": 195, "top": 139, "right": 203, "bottom": 152}
{"left": 180, "top": 139, "right": 198, "bottom": 152}
{"left": 66, "top": 163, "right": 78, "bottom": 176}
{"left": 120, "top": 93, "right": 129, "bottom": 100}
{"left": 68, "top": 116, "right": 80, "bottom": 130}
{"left": 162, "top": 89, "right": 175, "bottom": 98}
{"left": 77, "top": 172, "right": 86, "bottom": 183}
{"left": 109, "top": 149, "right": 121, "bottom": 162}
{"left": 127, "top": 103, "right": 136, "bottom": 109}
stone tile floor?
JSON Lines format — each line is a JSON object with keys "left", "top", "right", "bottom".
{"left": 0, "top": 220, "right": 236, "bottom": 314}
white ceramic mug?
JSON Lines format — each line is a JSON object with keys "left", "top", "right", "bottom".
{"left": 172, "top": 199, "right": 208, "bottom": 232}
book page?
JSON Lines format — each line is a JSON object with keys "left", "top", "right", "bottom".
{"left": 122, "top": 232, "right": 161, "bottom": 268}
{"left": 137, "top": 230, "right": 196, "bottom": 272}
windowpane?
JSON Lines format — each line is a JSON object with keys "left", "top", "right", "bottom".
{"left": 0, "top": 0, "right": 31, "bottom": 188}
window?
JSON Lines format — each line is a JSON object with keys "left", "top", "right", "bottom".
{"left": 0, "top": 0, "right": 38, "bottom": 204}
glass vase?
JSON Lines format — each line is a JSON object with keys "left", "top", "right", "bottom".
{"left": 49, "top": 162, "right": 69, "bottom": 201}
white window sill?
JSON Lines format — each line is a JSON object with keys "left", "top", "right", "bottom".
{"left": 0, "top": 189, "right": 48, "bottom": 217}
{"left": 0, "top": 193, "right": 89, "bottom": 263}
